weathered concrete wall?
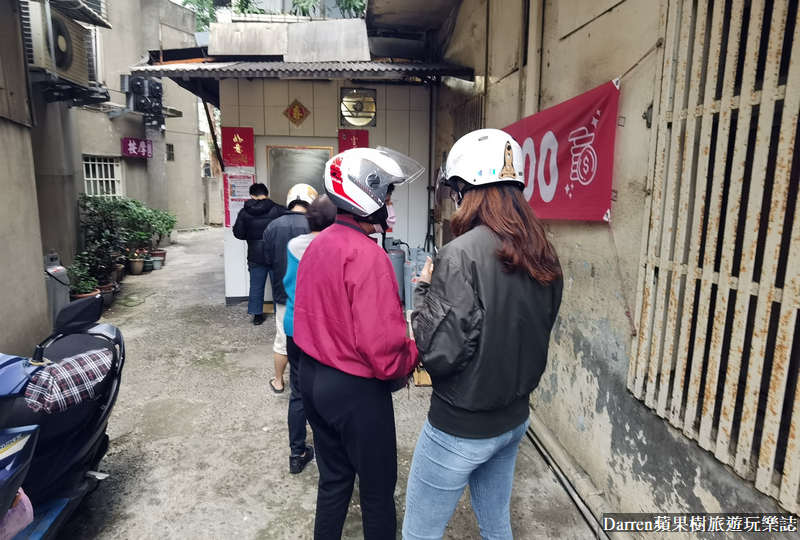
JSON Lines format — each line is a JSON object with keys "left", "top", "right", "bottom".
{"left": 0, "top": 119, "right": 51, "bottom": 355}
{"left": 436, "top": 0, "right": 785, "bottom": 526}
{"left": 30, "top": 95, "right": 83, "bottom": 265}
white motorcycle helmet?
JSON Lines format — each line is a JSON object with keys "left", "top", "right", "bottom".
{"left": 286, "top": 183, "right": 318, "bottom": 210}
{"left": 324, "top": 147, "right": 424, "bottom": 217}
{"left": 436, "top": 128, "right": 525, "bottom": 207}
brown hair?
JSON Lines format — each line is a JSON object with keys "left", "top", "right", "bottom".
{"left": 450, "top": 184, "right": 561, "bottom": 285}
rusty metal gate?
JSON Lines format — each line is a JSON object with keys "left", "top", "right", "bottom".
{"left": 629, "top": 0, "right": 800, "bottom": 512}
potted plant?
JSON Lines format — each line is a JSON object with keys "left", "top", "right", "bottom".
{"left": 149, "top": 210, "right": 177, "bottom": 264}
{"left": 143, "top": 253, "right": 154, "bottom": 273}
{"left": 126, "top": 248, "right": 145, "bottom": 275}
{"left": 67, "top": 259, "right": 99, "bottom": 300}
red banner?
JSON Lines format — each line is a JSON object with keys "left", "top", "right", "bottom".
{"left": 503, "top": 80, "right": 620, "bottom": 221}
{"left": 339, "top": 129, "right": 369, "bottom": 152}
{"left": 221, "top": 127, "right": 255, "bottom": 168}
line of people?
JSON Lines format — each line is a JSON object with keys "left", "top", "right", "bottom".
{"left": 234, "top": 128, "right": 563, "bottom": 540}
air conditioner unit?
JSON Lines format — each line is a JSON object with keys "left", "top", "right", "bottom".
{"left": 21, "top": 0, "right": 91, "bottom": 88}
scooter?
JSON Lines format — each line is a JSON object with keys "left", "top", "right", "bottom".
{"left": 0, "top": 295, "right": 125, "bottom": 539}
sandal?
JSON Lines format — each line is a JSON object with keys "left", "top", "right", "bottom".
{"left": 270, "top": 378, "right": 285, "bottom": 394}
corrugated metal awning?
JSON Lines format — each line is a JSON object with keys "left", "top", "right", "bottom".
{"left": 131, "top": 61, "right": 473, "bottom": 81}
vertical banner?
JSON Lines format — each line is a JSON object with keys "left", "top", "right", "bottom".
{"left": 503, "top": 80, "right": 620, "bottom": 221}
{"left": 224, "top": 171, "right": 255, "bottom": 227}
{"left": 221, "top": 127, "right": 255, "bottom": 168}
{"left": 338, "top": 129, "right": 369, "bottom": 152}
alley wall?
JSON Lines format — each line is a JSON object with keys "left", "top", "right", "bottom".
{"left": 436, "top": 0, "right": 785, "bottom": 524}
{"left": 77, "top": 0, "right": 203, "bottom": 228}
{"left": 0, "top": 118, "right": 51, "bottom": 355}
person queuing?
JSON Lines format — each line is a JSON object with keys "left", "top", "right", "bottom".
{"left": 293, "top": 147, "right": 423, "bottom": 539}
{"left": 402, "top": 129, "right": 563, "bottom": 540}
{"left": 282, "top": 195, "right": 338, "bottom": 475}
{"left": 263, "top": 184, "right": 318, "bottom": 393}
{"left": 232, "top": 183, "right": 286, "bottom": 326}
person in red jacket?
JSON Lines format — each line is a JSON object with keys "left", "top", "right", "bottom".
{"left": 294, "top": 147, "right": 423, "bottom": 540}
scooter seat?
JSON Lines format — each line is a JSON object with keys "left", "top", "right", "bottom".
{"left": 3, "top": 334, "right": 116, "bottom": 446}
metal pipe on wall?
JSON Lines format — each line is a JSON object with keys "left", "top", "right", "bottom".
{"left": 524, "top": 0, "right": 544, "bottom": 117}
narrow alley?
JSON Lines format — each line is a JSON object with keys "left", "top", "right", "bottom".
{"left": 57, "top": 229, "right": 594, "bottom": 540}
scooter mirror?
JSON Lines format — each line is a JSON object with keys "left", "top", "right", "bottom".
{"left": 53, "top": 295, "right": 103, "bottom": 337}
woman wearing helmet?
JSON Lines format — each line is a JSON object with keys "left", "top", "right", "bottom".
{"left": 293, "top": 147, "right": 423, "bottom": 539}
{"left": 263, "top": 184, "right": 318, "bottom": 395}
{"left": 403, "top": 129, "right": 563, "bottom": 539}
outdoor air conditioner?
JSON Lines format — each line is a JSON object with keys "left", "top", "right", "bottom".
{"left": 21, "top": 0, "right": 91, "bottom": 88}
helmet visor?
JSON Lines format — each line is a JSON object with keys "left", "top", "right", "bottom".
{"left": 434, "top": 166, "right": 462, "bottom": 207}
{"left": 376, "top": 147, "right": 425, "bottom": 185}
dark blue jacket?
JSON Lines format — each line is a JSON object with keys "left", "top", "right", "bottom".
{"left": 263, "top": 212, "right": 310, "bottom": 303}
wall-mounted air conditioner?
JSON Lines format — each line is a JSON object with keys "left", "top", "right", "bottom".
{"left": 21, "top": 0, "right": 91, "bottom": 88}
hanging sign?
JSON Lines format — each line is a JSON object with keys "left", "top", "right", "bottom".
{"left": 221, "top": 127, "right": 255, "bottom": 168}
{"left": 121, "top": 138, "right": 153, "bottom": 158}
{"left": 503, "top": 80, "right": 620, "bottom": 221}
{"left": 284, "top": 99, "right": 311, "bottom": 127}
{"left": 338, "top": 129, "right": 369, "bottom": 152}
{"left": 224, "top": 171, "right": 255, "bottom": 227}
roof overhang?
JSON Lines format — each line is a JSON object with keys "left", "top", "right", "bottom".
{"left": 367, "top": 0, "right": 460, "bottom": 32}
{"left": 131, "top": 60, "right": 473, "bottom": 107}
{"left": 51, "top": 0, "right": 111, "bottom": 29}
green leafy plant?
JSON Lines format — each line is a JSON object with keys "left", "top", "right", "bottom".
{"left": 233, "top": 0, "right": 266, "bottom": 14}
{"left": 292, "top": 0, "right": 318, "bottom": 16}
{"left": 182, "top": 0, "right": 216, "bottom": 31}
{"left": 78, "top": 195, "right": 127, "bottom": 285}
{"left": 68, "top": 255, "right": 99, "bottom": 295}
{"left": 152, "top": 210, "right": 178, "bottom": 249}
{"left": 336, "top": 0, "right": 365, "bottom": 18}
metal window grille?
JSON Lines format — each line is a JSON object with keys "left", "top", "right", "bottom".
{"left": 453, "top": 94, "right": 484, "bottom": 141}
{"left": 167, "top": 144, "right": 175, "bottom": 162}
{"left": 83, "top": 156, "right": 122, "bottom": 198}
{"left": 630, "top": 0, "right": 800, "bottom": 512}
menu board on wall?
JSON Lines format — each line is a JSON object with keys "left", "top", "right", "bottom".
{"left": 224, "top": 171, "right": 255, "bottom": 227}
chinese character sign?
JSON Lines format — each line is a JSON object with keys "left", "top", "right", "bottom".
{"left": 338, "top": 129, "right": 369, "bottom": 152}
{"left": 121, "top": 138, "right": 153, "bottom": 158}
{"left": 502, "top": 80, "right": 620, "bottom": 221}
{"left": 283, "top": 99, "right": 311, "bottom": 127}
{"left": 221, "top": 127, "right": 255, "bottom": 168}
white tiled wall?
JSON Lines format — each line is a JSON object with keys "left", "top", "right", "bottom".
{"left": 219, "top": 78, "right": 432, "bottom": 248}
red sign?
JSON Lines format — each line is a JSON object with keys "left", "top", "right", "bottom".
{"left": 221, "top": 127, "right": 255, "bottom": 168}
{"left": 503, "top": 80, "right": 620, "bottom": 221}
{"left": 121, "top": 138, "right": 153, "bottom": 158}
{"left": 339, "top": 129, "right": 369, "bottom": 152}
{"left": 284, "top": 99, "right": 311, "bottom": 127}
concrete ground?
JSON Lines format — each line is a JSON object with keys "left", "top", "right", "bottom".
{"left": 58, "top": 228, "right": 594, "bottom": 540}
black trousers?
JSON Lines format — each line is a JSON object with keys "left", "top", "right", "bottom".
{"left": 286, "top": 336, "right": 308, "bottom": 456}
{"left": 299, "top": 353, "right": 398, "bottom": 540}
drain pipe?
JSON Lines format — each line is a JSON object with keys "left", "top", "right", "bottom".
{"left": 527, "top": 411, "right": 633, "bottom": 540}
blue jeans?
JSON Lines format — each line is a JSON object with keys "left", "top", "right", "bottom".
{"left": 247, "top": 265, "right": 270, "bottom": 315}
{"left": 402, "top": 419, "right": 529, "bottom": 540}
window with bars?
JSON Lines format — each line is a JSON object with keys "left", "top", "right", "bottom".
{"left": 453, "top": 95, "right": 484, "bottom": 142}
{"left": 630, "top": 0, "right": 800, "bottom": 513}
{"left": 167, "top": 144, "right": 175, "bottom": 162}
{"left": 83, "top": 156, "right": 122, "bottom": 198}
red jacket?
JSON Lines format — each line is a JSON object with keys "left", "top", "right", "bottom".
{"left": 294, "top": 215, "right": 419, "bottom": 380}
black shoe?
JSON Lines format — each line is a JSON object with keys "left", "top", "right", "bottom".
{"left": 290, "top": 446, "right": 314, "bottom": 474}
{"left": 253, "top": 314, "right": 264, "bottom": 325}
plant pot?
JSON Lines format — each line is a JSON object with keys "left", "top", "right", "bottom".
{"left": 100, "top": 289, "right": 115, "bottom": 308}
{"left": 70, "top": 289, "right": 100, "bottom": 301}
{"left": 151, "top": 257, "right": 164, "bottom": 270}
{"left": 115, "top": 263, "right": 126, "bottom": 282}
{"left": 143, "top": 258, "right": 154, "bottom": 272}
{"left": 149, "top": 249, "right": 167, "bottom": 264}
{"left": 98, "top": 282, "right": 114, "bottom": 293}
{"left": 128, "top": 259, "right": 144, "bottom": 275}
